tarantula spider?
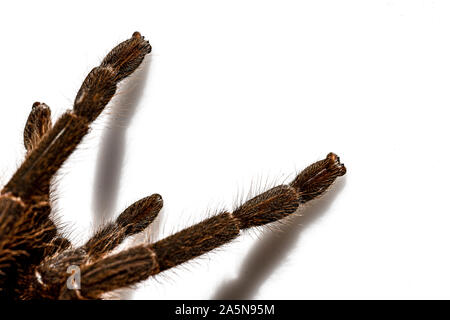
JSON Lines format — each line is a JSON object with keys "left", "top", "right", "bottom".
{"left": 0, "top": 32, "right": 346, "bottom": 300}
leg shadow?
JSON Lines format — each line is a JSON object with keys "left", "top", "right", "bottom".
{"left": 92, "top": 57, "right": 152, "bottom": 226}
{"left": 92, "top": 56, "right": 152, "bottom": 300}
{"left": 212, "top": 178, "right": 346, "bottom": 299}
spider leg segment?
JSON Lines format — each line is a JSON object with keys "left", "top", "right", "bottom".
{"left": 24, "top": 102, "right": 64, "bottom": 250}
{"left": 23, "top": 102, "right": 52, "bottom": 154}
{"left": 57, "top": 154, "right": 345, "bottom": 299}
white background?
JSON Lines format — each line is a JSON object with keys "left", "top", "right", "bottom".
{"left": 0, "top": 1, "right": 449, "bottom": 299}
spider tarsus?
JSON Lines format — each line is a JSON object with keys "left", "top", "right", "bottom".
{"left": 116, "top": 193, "right": 163, "bottom": 233}
{"left": 82, "top": 193, "right": 163, "bottom": 258}
{"left": 73, "top": 32, "right": 151, "bottom": 120}
{"left": 100, "top": 31, "right": 152, "bottom": 82}
{"left": 24, "top": 102, "right": 52, "bottom": 153}
{"left": 290, "top": 153, "right": 346, "bottom": 203}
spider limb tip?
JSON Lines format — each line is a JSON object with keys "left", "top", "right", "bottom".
{"left": 327, "top": 152, "right": 346, "bottom": 176}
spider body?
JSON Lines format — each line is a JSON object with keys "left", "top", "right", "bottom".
{"left": 0, "top": 33, "right": 346, "bottom": 300}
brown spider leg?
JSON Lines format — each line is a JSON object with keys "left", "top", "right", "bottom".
{"left": 22, "top": 102, "right": 69, "bottom": 253}
{"left": 2, "top": 32, "right": 151, "bottom": 202}
{"left": 82, "top": 194, "right": 163, "bottom": 258}
{"left": 59, "top": 153, "right": 346, "bottom": 299}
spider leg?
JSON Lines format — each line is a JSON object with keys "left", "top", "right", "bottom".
{"left": 82, "top": 194, "right": 163, "bottom": 258}
{"left": 58, "top": 154, "right": 345, "bottom": 299}
{"left": 5, "top": 103, "right": 71, "bottom": 267}
{"left": 23, "top": 102, "right": 70, "bottom": 250}
{"left": 2, "top": 32, "right": 151, "bottom": 201}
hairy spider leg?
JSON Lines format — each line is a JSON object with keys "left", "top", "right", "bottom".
{"left": 3, "top": 32, "right": 151, "bottom": 201}
{"left": 82, "top": 194, "right": 163, "bottom": 259}
{"left": 57, "top": 153, "right": 345, "bottom": 299}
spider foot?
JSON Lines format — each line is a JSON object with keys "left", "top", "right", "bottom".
{"left": 100, "top": 31, "right": 152, "bottom": 82}
{"left": 23, "top": 102, "right": 52, "bottom": 153}
{"left": 83, "top": 194, "right": 163, "bottom": 257}
{"left": 116, "top": 193, "right": 163, "bottom": 234}
{"left": 290, "top": 152, "right": 346, "bottom": 203}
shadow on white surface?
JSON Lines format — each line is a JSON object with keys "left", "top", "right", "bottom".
{"left": 91, "top": 57, "right": 152, "bottom": 299}
{"left": 212, "top": 178, "right": 346, "bottom": 299}
{"left": 92, "top": 57, "right": 152, "bottom": 226}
